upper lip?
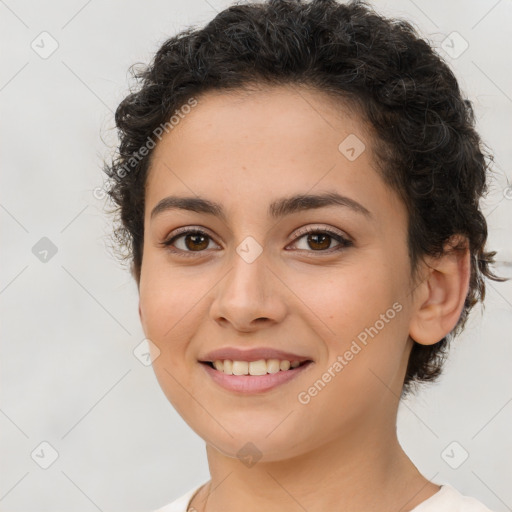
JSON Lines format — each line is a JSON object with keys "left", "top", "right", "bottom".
{"left": 199, "top": 347, "right": 313, "bottom": 363}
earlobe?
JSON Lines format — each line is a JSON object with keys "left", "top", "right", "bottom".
{"left": 409, "top": 235, "right": 471, "bottom": 346}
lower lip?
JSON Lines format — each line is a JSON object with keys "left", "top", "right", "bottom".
{"left": 200, "top": 361, "right": 314, "bottom": 394}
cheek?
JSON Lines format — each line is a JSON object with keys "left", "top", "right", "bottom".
{"left": 139, "top": 268, "right": 201, "bottom": 415}
{"left": 291, "top": 262, "right": 409, "bottom": 385}
{"left": 139, "top": 254, "right": 198, "bottom": 332}
{"left": 290, "top": 263, "right": 396, "bottom": 340}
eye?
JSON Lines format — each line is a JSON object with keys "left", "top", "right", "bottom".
{"left": 287, "top": 225, "right": 353, "bottom": 254}
{"left": 160, "top": 227, "right": 220, "bottom": 257}
{"left": 160, "top": 225, "right": 353, "bottom": 257}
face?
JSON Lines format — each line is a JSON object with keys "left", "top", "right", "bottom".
{"left": 138, "top": 85, "right": 417, "bottom": 461}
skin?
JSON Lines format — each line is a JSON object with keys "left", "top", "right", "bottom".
{"left": 137, "top": 84, "right": 470, "bottom": 512}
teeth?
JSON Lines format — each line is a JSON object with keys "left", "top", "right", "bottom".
{"left": 211, "top": 358, "right": 306, "bottom": 375}
{"left": 266, "top": 359, "right": 280, "bottom": 374}
{"left": 249, "top": 360, "right": 268, "bottom": 375}
{"left": 232, "top": 361, "right": 248, "bottom": 375}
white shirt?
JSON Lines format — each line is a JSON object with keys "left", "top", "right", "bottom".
{"left": 153, "top": 481, "right": 495, "bottom": 512}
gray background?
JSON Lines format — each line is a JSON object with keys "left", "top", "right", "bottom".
{"left": 1, "top": 0, "right": 511, "bottom": 510}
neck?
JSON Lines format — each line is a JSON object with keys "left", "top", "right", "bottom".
{"left": 193, "top": 424, "right": 439, "bottom": 512}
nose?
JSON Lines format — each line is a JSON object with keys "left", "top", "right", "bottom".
{"left": 209, "top": 246, "right": 288, "bottom": 333}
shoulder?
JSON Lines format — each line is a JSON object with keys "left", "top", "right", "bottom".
{"left": 152, "top": 481, "right": 207, "bottom": 512}
{"left": 152, "top": 481, "right": 495, "bottom": 512}
{"left": 411, "top": 483, "right": 495, "bottom": 512}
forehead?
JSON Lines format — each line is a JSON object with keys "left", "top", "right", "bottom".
{"left": 144, "top": 85, "right": 405, "bottom": 230}
{"left": 146, "top": 85, "right": 373, "bottom": 184}
{"left": 167, "top": 85, "right": 366, "bottom": 143}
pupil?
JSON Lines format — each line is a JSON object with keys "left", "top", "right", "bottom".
{"left": 309, "top": 233, "right": 330, "bottom": 250}
{"left": 186, "top": 234, "right": 208, "bottom": 251}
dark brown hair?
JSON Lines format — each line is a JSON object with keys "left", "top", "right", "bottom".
{"left": 102, "top": 0, "right": 507, "bottom": 397}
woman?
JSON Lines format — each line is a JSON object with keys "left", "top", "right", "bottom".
{"left": 103, "top": 0, "right": 506, "bottom": 510}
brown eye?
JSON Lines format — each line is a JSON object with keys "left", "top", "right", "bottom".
{"left": 289, "top": 226, "right": 353, "bottom": 253}
{"left": 182, "top": 233, "right": 209, "bottom": 251}
{"left": 161, "top": 228, "right": 220, "bottom": 256}
{"left": 305, "top": 232, "right": 332, "bottom": 250}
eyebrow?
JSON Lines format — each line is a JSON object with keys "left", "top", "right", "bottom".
{"left": 150, "top": 191, "right": 372, "bottom": 222}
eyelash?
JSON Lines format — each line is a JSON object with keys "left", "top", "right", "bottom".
{"left": 160, "top": 225, "right": 353, "bottom": 258}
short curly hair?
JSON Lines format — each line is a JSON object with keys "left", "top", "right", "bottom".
{"left": 102, "top": 0, "right": 507, "bottom": 398}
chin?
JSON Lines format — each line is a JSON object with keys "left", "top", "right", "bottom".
{"left": 205, "top": 435, "right": 307, "bottom": 463}
{"left": 196, "top": 420, "right": 311, "bottom": 463}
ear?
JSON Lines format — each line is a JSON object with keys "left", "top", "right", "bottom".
{"left": 409, "top": 235, "right": 471, "bottom": 346}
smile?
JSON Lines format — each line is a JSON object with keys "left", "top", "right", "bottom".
{"left": 204, "top": 358, "right": 307, "bottom": 375}
{"left": 200, "top": 359, "right": 314, "bottom": 393}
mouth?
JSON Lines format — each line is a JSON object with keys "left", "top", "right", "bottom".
{"left": 199, "top": 359, "right": 313, "bottom": 375}
{"left": 199, "top": 358, "right": 315, "bottom": 394}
